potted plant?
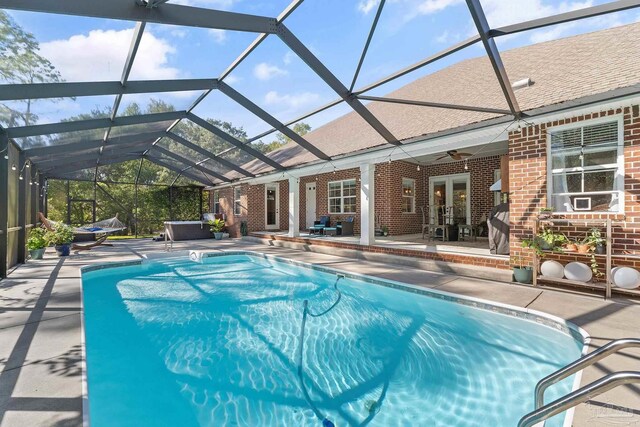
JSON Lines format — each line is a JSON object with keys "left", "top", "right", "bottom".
{"left": 538, "top": 207, "right": 554, "bottom": 220}
{"left": 511, "top": 255, "right": 533, "bottom": 284}
{"left": 564, "top": 238, "right": 578, "bottom": 252}
{"left": 27, "top": 227, "right": 47, "bottom": 260}
{"left": 586, "top": 227, "right": 606, "bottom": 254}
{"left": 381, "top": 226, "right": 389, "bottom": 237}
{"left": 45, "top": 224, "right": 74, "bottom": 257}
{"left": 209, "top": 218, "right": 225, "bottom": 240}
{"left": 528, "top": 228, "right": 567, "bottom": 252}
{"left": 576, "top": 238, "right": 592, "bottom": 254}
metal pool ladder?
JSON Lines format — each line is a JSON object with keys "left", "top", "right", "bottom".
{"left": 518, "top": 338, "right": 640, "bottom": 427}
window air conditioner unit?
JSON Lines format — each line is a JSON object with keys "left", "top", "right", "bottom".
{"left": 573, "top": 197, "right": 591, "bottom": 211}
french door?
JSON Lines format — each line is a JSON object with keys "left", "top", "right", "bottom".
{"left": 429, "top": 173, "right": 470, "bottom": 225}
{"left": 265, "top": 184, "right": 279, "bottom": 230}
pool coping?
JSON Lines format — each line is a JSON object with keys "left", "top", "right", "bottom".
{"left": 79, "top": 249, "right": 591, "bottom": 427}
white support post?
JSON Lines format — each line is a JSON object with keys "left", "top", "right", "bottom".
{"left": 360, "top": 163, "right": 375, "bottom": 246}
{"left": 288, "top": 177, "right": 300, "bottom": 237}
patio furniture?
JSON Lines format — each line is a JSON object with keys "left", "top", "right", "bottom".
{"left": 39, "top": 212, "right": 123, "bottom": 248}
{"left": 164, "top": 221, "right": 212, "bottom": 241}
{"left": 421, "top": 206, "right": 447, "bottom": 241}
{"left": 336, "top": 217, "right": 354, "bottom": 236}
{"left": 323, "top": 227, "right": 337, "bottom": 236}
{"left": 309, "top": 215, "right": 330, "bottom": 234}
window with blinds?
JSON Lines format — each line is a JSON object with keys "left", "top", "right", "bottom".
{"left": 548, "top": 119, "right": 623, "bottom": 212}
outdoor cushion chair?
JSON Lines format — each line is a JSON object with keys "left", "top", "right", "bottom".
{"left": 336, "top": 217, "right": 354, "bottom": 236}
{"left": 309, "top": 215, "right": 330, "bottom": 234}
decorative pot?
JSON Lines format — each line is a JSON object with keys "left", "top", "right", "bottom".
{"left": 29, "top": 248, "right": 45, "bottom": 260}
{"left": 564, "top": 243, "right": 577, "bottom": 252}
{"left": 595, "top": 243, "right": 606, "bottom": 255}
{"left": 536, "top": 238, "right": 552, "bottom": 251}
{"left": 214, "top": 232, "right": 223, "bottom": 240}
{"left": 513, "top": 267, "right": 533, "bottom": 284}
{"left": 538, "top": 213, "right": 552, "bottom": 220}
{"left": 576, "top": 244, "right": 591, "bottom": 254}
{"left": 222, "top": 233, "right": 230, "bottom": 239}
{"left": 54, "top": 244, "right": 71, "bottom": 257}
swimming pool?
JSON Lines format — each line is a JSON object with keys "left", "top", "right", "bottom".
{"left": 81, "top": 252, "right": 586, "bottom": 427}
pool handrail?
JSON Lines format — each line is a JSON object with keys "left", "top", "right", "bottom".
{"left": 518, "top": 371, "right": 640, "bottom": 427}
{"left": 534, "top": 337, "right": 640, "bottom": 409}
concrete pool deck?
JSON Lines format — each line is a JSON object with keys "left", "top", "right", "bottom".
{"left": 0, "top": 238, "right": 638, "bottom": 427}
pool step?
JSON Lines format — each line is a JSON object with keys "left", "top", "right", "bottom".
{"left": 243, "top": 235, "right": 512, "bottom": 283}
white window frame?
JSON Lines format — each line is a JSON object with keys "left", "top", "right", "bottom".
{"left": 213, "top": 190, "right": 220, "bottom": 214}
{"left": 233, "top": 187, "right": 242, "bottom": 216}
{"left": 546, "top": 115, "right": 625, "bottom": 214}
{"left": 494, "top": 169, "right": 501, "bottom": 206}
{"left": 328, "top": 179, "right": 356, "bottom": 214}
{"left": 401, "top": 178, "right": 416, "bottom": 214}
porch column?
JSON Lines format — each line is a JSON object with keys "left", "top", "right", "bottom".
{"left": 360, "top": 163, "right": 375, "bottom": 246}
{"left": 288, "top": 177, "right": 299, "bottom": 237}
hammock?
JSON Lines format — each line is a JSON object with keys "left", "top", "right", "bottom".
{"left": 71, "top": 216, "right": 127, "bottom": 235}
{"left": 39, "top": 212, "right": 127, "bottom": 235}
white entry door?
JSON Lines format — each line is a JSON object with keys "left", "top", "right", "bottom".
{"left": 265, "top": 184, "right": 279, "bottom": 230}
{"left": 429, "top": 173, "right": 471, "bottom": 225}
{"left": 305, "top": 182, "right": 316, "bottom": 228}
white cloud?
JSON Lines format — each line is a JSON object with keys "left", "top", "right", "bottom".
{"left": 358, "top": 0, "right": 380, "bottom": 14}
{"left": 208, "top": 29, "right": 227, "bottom": 44}
{"left": 416, "top": 0, "right": 463, "bottom": 15}
{"left": 481, "top": 0, "right": 593, "bottom": 29}
{"left": 435, "top": 30, "right": 462, "bottom": 44}
{"left": 283, "top": 51, "right": 296, "bottom": 65}
{"left": 40, "top": 28, "right": 180, "bottom": 81}
{"left": 253, "top": 62, "right": 288, "bottom": 81}
{"left": 264, "top": 91, "right": 320, "bottom": 110}
{"left": 170, "top": 29, "right": 187, "bottom": 38}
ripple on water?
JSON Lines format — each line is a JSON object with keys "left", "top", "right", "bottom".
{"left": 83, "top": 255, "right": 582, "bottom": 427}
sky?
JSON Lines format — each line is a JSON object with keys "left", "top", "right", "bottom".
{"left": 5, "top": 0, "right": 640, "bottom": 141}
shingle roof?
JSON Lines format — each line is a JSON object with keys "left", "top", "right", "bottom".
{"left": 238, "top": 22, "right": 640, "bottom": 176}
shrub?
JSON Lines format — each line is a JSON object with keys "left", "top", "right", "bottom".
{"left": 27, "top": 227, "right": 47, "bottom": 250}
{"left": 45, "top": 224, "right": 74, "bottom": 246}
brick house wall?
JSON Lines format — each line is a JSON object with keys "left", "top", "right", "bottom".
{"left": 211, "top": 157, "right": 500, "bottom": 238}
{"left": 423, "top": 155, "right": 502, "bottom": 227}
{"left": 212, "top": 184, "right": 249, "bottom": 237}
{"left": 302, "top": 168, "right": 362, "bottom": 234}
{"left": 375, "top": 161, "right": 425, "bottom": 235}
{"left": 509, "top": 105, "right": 640, "bottom": 272}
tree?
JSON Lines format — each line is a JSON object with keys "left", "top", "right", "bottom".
{"left": 253, "top": 121, "right": 312, "bottom": 154}
{"left": 0, "top": 10, "right": 63, "bottom": 127}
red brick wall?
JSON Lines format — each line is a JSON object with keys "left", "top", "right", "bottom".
{"left": 211, "top": 184, "right": 249, "bottom": 237}
{"left": 423, "top": 155, "right": 501, "bottom": 227}
{"left": 375, "top": 161, "right": 425, "bottom": 235}
{"left": 509, "top": 105, "right": 640, "bottom": 270}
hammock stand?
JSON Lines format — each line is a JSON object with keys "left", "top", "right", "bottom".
{"left": 38, "top": 212, "right": 126, "bottom": 251}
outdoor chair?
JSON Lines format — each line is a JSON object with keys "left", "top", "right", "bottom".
{"left": 336, "top": 217, "right": 354, "bottom": 236}
{"left": 421, "top": 205, "right": 447, "bottom": 241}
{"left": 309, "top": 215, "right": 330, "bottom": 234}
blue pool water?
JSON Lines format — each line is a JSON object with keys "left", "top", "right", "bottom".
{"left": 82, "top": 254, "right": 584, "bottom": 427}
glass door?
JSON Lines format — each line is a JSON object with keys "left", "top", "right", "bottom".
{"left": 265, "top": 184, "right": 279, "bottom": 230}
{"left": 429, "top": 174, "right": 470, "bottom": 225}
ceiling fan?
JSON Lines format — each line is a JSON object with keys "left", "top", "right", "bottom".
{"left": 434, "top": 150, "right": 472, "bottom": 161}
